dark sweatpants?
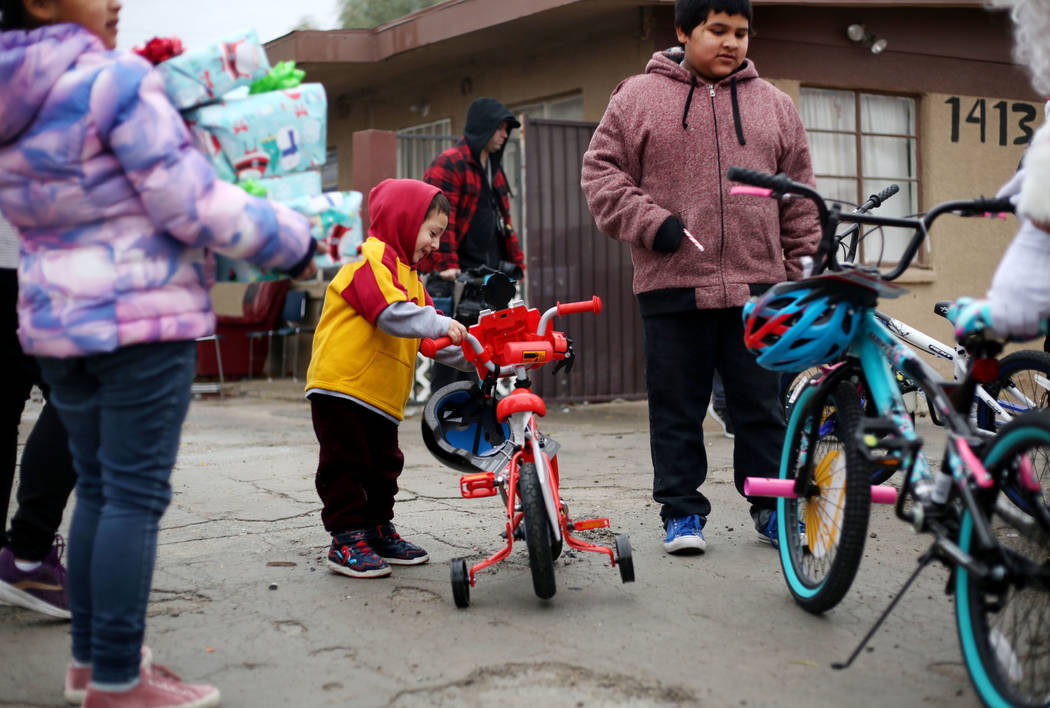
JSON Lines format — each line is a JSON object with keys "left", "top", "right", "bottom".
{"left": 1, "top": 268, "right": 76, "bottom": 560}
{"left": 309, "top": 394, "right": 403, "bottom": 533}
{"left": 643, "top": 307, "right": 785, "bottom": 526}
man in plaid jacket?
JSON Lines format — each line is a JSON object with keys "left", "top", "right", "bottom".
{"left": 422, "top": 97, "right": 526, "bottom": 391}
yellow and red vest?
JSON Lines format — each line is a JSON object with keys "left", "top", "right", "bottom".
{"left": 306, "top": 237, "right": 428, "bottom": 420}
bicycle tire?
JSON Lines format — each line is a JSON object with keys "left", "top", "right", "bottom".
{"left": 777, "top": 381, "right": 872, "bottom": 615}
{"left": 518, "top": 462, "right": 557, "bottom": 600}
{"left": 779, "top": 367, "right": 820, "bottom": 419}
{"left": 955, "top": 413, "right": 1050, "bottom": 708}
{"left": 976, "top": 349, "right": 1050, "bottom": 432}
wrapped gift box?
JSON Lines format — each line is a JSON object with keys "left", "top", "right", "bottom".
{"left": 255, "top": 170, "right": 323, "bottom": 201}
{"left": 285, "top": 191, "right": 364, "bottom": 268}
{"left": 157, "top": 31, "right": 271, "bottom": 110}
{"left": 184, "top": 84, "right": 328, "bottom": 182}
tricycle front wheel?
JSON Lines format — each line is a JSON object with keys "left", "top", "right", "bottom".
{"left": 519, "top": 462, "right": 556, "bottom": 599}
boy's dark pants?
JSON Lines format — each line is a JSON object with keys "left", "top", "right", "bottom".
{"left": 310, "top": 394, "right": 403, "bottom": 533}
{"left": 643, "top": 307, "right": 785, "bottom": 526}
{"left": 1, "top": 268, "right": 76, "bottom": 560}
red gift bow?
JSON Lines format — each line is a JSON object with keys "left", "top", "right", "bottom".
{"left": 133, "top": 37, "right": 185, "bottom": 65}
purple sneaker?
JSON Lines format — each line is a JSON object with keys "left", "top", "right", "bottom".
{"left": 0, "top": 536, "right": 71, "bottom": 619}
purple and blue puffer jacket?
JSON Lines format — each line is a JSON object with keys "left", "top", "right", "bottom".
{"left": 0, "top": 24, "right": 314, "bottom": 358}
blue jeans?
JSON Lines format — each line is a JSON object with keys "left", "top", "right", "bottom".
{"left": 39, "top": 341, "right": 196, "bottom": 684}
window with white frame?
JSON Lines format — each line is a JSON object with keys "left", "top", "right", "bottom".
{"left": 800, "top": 88, "right": 920, "bottom": 266}
{"left": 397, "top": 118, "right": 453, "bottom": 180}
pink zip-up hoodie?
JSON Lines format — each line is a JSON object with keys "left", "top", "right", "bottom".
{"left": 582, "top": 48, "right": 820, "bottom": 313}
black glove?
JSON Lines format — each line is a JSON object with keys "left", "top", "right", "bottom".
{"left": 653, "top": 215, "right": 685, "bottom": 253}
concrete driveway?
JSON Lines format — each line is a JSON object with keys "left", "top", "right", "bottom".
{"left": 2, "top": 381, "right": 976, "bottom": 707}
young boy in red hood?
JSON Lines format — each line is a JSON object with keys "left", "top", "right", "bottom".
{"left": 581, "top": 0, "right": 820, "bottom": 555}
{"left": 306, "top": 179, "right": 472, "bottom": 578}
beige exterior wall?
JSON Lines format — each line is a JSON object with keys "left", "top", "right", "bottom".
{"left": 327, "top": 11, "right": 654, "bottom": 186}
{"left": 887, "top": 92, "right": 1037, "bottom": 370}
{"left": 310, "top": 8, "right": 1041, "bottom": 376}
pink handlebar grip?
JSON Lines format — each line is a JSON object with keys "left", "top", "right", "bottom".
{"left": 557, "top": 296, "right": 602, "bottom": 316}
{"left": 743, "top": 477, "right": 796, "bottom": 497}
{"left": 420, "top": 337, "right": 451, "bottom": 358}
{"left": 744, "top": 477, "right": 898, "bottom": 505}
{"left": 731, "top": 186, "right": 774, "bottom": 197}
{"left": 870, "top": 485, "right": 898, "bottom": 505}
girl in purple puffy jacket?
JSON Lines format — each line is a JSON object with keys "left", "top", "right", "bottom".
{"left": 0, "top": 1, "right": 315, "bottom": 705}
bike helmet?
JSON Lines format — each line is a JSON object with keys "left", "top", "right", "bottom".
{"left": 422, "top": 381, "right": 514, "bottom": 473}
{"left": 742, "top": 278, "right": 870, "bottom": 372}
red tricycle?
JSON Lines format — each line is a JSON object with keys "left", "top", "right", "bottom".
{"left": 421, "top": 295, "right": 634, "bottom": 607}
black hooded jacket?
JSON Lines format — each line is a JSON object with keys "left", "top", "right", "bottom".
{"left": 421, "top": 98, "right": 525, "bottom": 273}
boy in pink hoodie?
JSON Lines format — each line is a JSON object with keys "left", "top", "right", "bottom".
{"left": 581, "top": 0, "right": 820, "bottom": 555}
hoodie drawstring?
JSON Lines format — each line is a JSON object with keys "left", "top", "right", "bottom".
{"left": 730, "top": 75, "right": 746, "bottom": 146}
{"left": 682, "top": 74, "right": 697, "bottom": 130}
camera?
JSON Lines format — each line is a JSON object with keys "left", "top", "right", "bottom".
{"left": 426, "top": 263, "right": 521, "bottom": 326}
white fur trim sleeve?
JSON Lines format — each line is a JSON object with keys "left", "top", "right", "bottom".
{"left": 1018, "top": 121, "right": 1050, "bottom": 223}
{"left": 986, "top": 218, "right": 1050, "bottom": 337}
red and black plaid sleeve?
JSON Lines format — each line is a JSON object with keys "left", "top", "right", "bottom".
{"left": 422, "top": 144, "right": 472, "bottom": 272}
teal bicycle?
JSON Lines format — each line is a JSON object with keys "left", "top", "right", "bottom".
{"left": 730, "top": 166, "right": 1050, "bottom": 708}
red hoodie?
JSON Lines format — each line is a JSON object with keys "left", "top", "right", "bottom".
{"left": 582, "top": 50, "right": 820, "bottom": 313}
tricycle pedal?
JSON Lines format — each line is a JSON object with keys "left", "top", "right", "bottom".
{"left": 460, "top": 472, "right": 498, "bottom": 498}
{"left": 569, "top": 518, "right": 610, "bottom": 531}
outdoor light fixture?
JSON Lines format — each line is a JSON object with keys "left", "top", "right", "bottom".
{"left": 846, "top": 24, "right": 888, "bottom": 54}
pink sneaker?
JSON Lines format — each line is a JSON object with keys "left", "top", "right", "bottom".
{"left": 82, "top": 661, "right": 220, "bottom": 708}
{"left": 65, "top": 647, "right": 154, "bottom": 704}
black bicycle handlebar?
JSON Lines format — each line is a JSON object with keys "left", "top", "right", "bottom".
{"left": 839, "top": 184, "right": 901, "bottom": 263}
{"left": 727, "top": 167, "right": 1015, "bottom": 281}
{"left": 726, "top": 166, "right": 794, "bottom": 193}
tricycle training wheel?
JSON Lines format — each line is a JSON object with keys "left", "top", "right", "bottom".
{"left": 450, "top": 558, "right": 470, "bottom": 608}
{"left": 615, "top": 534, "right": 634, "bottom": 583}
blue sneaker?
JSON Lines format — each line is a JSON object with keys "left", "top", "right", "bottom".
{"left": 756, "top": 510, "right": 805, "bottom": 550}
{"left": 756, "top": 510, "right": 780, "bottom": 548}
{"left": 663, "top": 514, "right": 706, "bottom": 554}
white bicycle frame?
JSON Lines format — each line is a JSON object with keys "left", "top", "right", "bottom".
{"left": 873, "top": 310, "right": 1048, "bottom": 425}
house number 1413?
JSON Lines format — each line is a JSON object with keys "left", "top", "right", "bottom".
{"left": 946, "top": 97, "right": 1036, "bottom": 146}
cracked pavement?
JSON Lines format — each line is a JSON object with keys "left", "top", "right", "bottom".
{"left": 2, "top": 381, "right": 979, "bottom": 707}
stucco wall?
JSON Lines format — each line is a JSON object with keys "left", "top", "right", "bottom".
{"left": 325, "top": 9, "right": 652, "bottom": 185}
{"left": 313, "top": 7, "right": 1041, "bottom": 375}
{"left": 882, "top": 92, "right": 1038, "bottom": 370}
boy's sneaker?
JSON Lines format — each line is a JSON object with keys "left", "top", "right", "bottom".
{"left": 0, "top": 536, "right": 71, "bottom": 619}
{"left": 709, "top": 406, "right": 735, "bottom": 439}
{"left": 327, "top": 531, "right": 391, "bottom": 578}
{"left": 65, "top": 647, "right": 154, "bottom": 705}
{"left": 82, "top": 660, "right": 219, "bottom": 708}
{"left": 364, "top": 523, "right": 429, "bottom": 565}
{"left": 756, "top": 509, "right": 780, "bottom": 548}
{"left": 663, "top": 514, "right": 706, "bottom": 554}
{"left": 755, "top": 509, "right": 805, "bottom": 550}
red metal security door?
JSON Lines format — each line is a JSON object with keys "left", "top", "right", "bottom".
{"left": 523, "top": 117, "right": 645, "bottom": 404}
